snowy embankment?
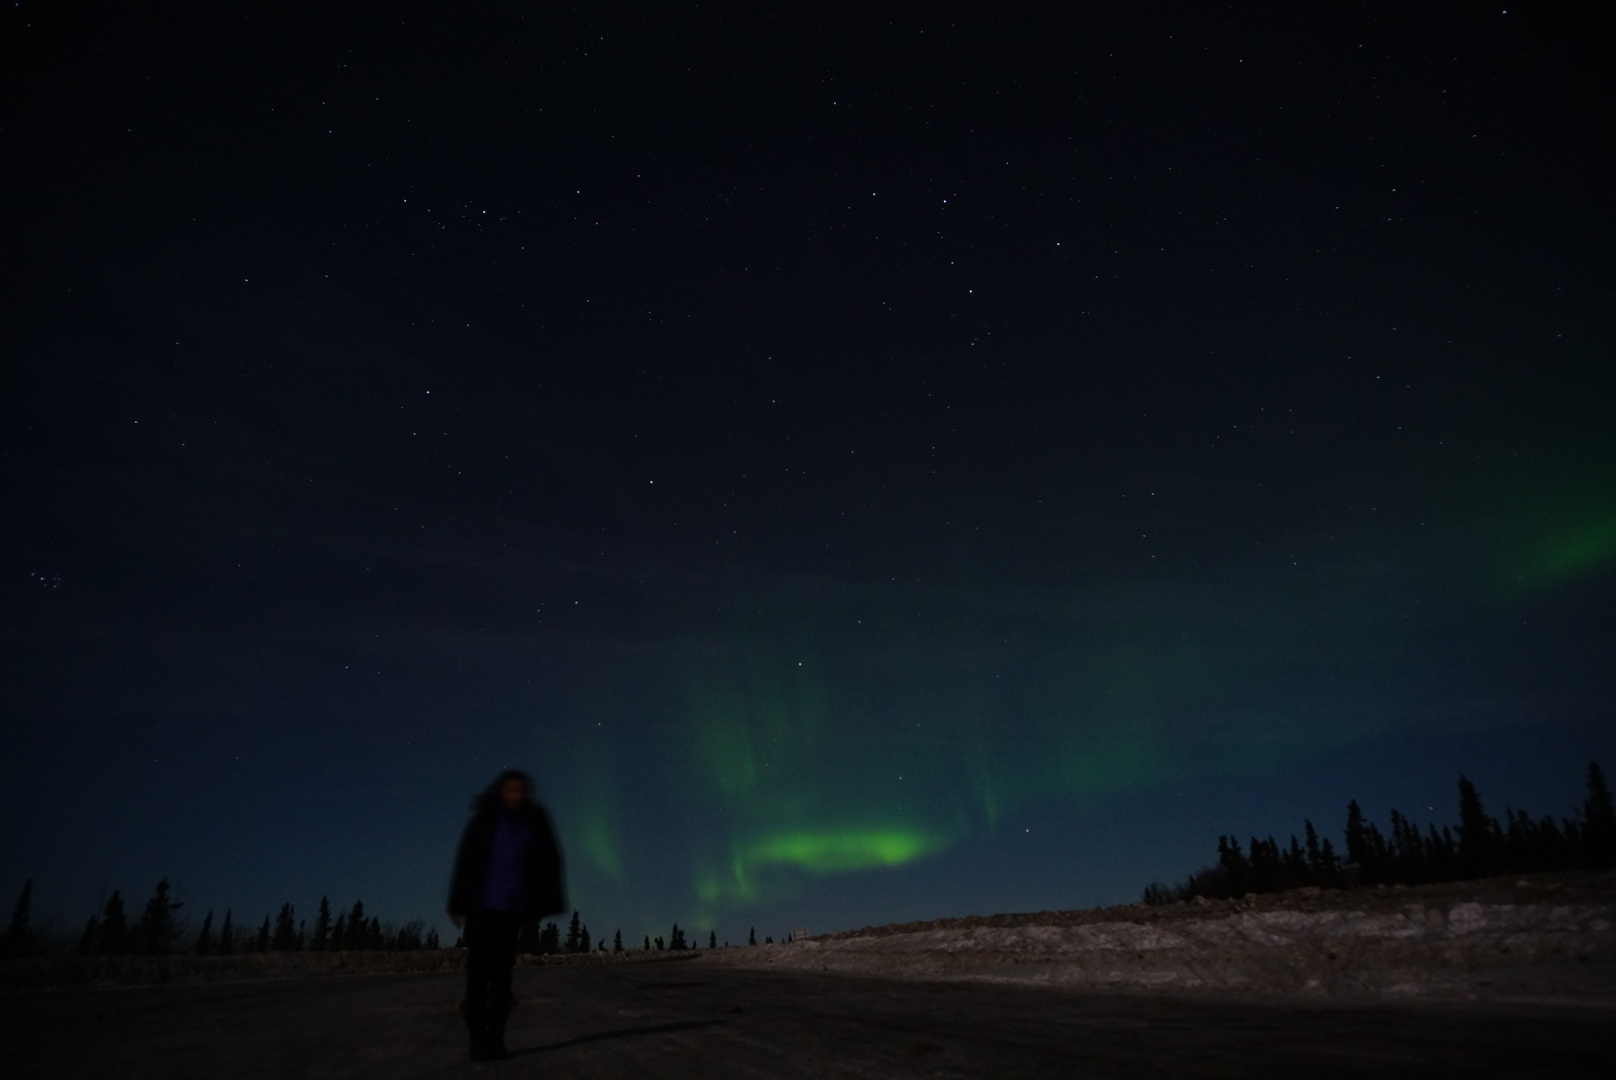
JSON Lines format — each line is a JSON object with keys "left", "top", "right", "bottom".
{"left": 707, "top": 872, "right": 1616, "bottom": 1002}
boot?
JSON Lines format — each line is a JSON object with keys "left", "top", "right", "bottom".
{"left": 485, "top": 995, "right": 513, "bottom": 1060}
{"left": 464, "top": 1002, "right": 495, "bottom": 1061}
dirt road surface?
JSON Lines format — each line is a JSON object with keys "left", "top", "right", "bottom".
{"left": 3, "top": 958, "right": 1612, "bottom": 1079}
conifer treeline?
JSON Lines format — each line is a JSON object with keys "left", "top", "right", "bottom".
{"left": 4, "top": 880, "right": 784, "bottom": 961}
{"left": 1143, "top": 762, "right": 1616, "bottom": 904}
{"left": 0, "top": 883, "right": 442, "bottom": 959}
{"left": 512, "top": 911, "right": 738, "bottom": 955}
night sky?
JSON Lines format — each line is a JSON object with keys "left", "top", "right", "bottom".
{"left": 3, "top": 3, "right": 1612, "bottom": 946}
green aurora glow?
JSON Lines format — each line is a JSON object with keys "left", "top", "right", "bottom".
{"left": 1518, "top": 515, "right": 1616, "bottom": 589}
{"left": 543, "top": 580, "right": 1408, "bottom": 930}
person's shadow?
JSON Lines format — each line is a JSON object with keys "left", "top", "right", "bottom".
{"left": 511, "top": 1018, "right": 723, "bottom": 1055}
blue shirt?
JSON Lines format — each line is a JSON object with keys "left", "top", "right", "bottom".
{"left": 481, "top": 812, "right": 533, "bottom": 913}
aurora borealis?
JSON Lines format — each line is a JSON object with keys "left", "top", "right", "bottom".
{"left": 2, "top": 4, "right": 1613, "bottom": 946}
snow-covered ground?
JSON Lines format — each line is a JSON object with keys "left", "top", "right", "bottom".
{"left": 708, "top": 872, "right": 1616, "bottom": 1002}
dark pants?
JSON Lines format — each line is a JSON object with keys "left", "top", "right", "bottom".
{"left": 464, "top": 912, "right": 524, "bottom": 1035}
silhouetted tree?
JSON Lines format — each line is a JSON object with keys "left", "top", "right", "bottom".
{"left": 346, "top": 901, "right": 366, "bottom": 949}
{"left": 564, "top": 910, "right": 582, "bottom": 953}
{"left": 1344, "top": 800, "right": 1368, "bottom": 881}
{"left": 217, "top": 910, "right": 236, "bottom": 954}
{"left": 2, "top": 879, "right": 33, "bottom": 959}
{"left": 613, "top": 929, "right": 623, "bottom": 952}
{"left": 642, "top": 934, "right": 651, "bottom": 951}
{"left": 1247, "top": 836, "right": 1284, "bottom": 893}
{"left": 1584, "top": 762, "right": 1616, "bottom": 869}
{"left": 669, "top": 923, "right": 687, "bottom": 950}
{"left": 579, "top": 924, "right": 592, "bottom": 952}
{"left": 331, "top": 914, "right": 348, "bottom": 950}
{"left": 133, "top": 878, "right": 184, "bottom": 954}
{"left": 78, "top": 915, "right": 100, "bottom": 956}
{"left": 272, "top": 903, "right": 298, "bottom": 951}
{"left": 254, "top": 916, "right": 271, "bottom": 952}
{"left": 749, "top": 926, "right": 756, "bottom": 946}
{"left": 1217, "top": 836, "right": 1250, "bottom": 896}
{"left": 1364, "top": 820, "right": 1392, "bottom": 883}
{"left": 655, "top": 935, "right": 665, "bottom": 950}
{"left": 99, "top": 891, "right": 129, "bottom": 954}
{"left": 368, "top": 916, "right": 382, "bottom": 949}
{"left": 195, "top": 911, "right": 215, "bottom": 955}
{"left": 709, "top": 931, "right": 717, "bottom": 949}
{"left": 537, "top": 921, "right": 560, "bottom": 954}
{"left": 1457, "top": 775, "right": 1495, "bottom": 878}
{"left": 1425, "top": 824, "right": 1457, "bottom": 881}
{"left": 311, "top": 897, "right": 332, "bottom": 951}
{"left": 1303, "top": 821, "right": 1324, "bottom": 874}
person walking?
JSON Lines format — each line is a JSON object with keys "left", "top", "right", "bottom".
{"left": 448, "top": 769, "right": 565, "bottom": 1061}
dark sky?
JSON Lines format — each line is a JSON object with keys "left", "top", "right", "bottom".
{"left": 4, "top": 2, "right": 1612, "bottom": 945}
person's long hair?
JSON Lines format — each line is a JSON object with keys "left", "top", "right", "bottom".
{"left": 472, "top": 768, "right": 534, "bottom": 814}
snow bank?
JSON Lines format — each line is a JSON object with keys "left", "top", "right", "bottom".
{"left": 708, "top": 873, "right": 1616, "bottom": 1002}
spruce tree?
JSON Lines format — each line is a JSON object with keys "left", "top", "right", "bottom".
{"left": 100, "top": 891, "right": 129, "bottom": 954}
{"left": 1217, "top": 836, "right": 1250, "bottom": 895}
{"left": 1457, "top": 775, "right": 1494, "bottom": 879}
{"left": 1344, "top": 801, "right": 1368, "bottom": 878}
{"left": 79, "top": 914, "right": 101, "bottom": 956}
{"left": 643, "top": 934, "right": 651, "bottom": 951}
{"left": 565, "top": 910, "right": 582, "bottom": 952}
{"left": 614, "top": 929, "right": 623, "bottom": 952}
{"left": 272, "top": 903, "right": 298, "bottom": 951}
{"left": 218, "top": 910, "right": 236, "bottom": 954}
{"left": 670, "top": 923, "right": 686, "bottom": 950}
{"left": 195, "top": 911, "right": 215, "bottom": 955}
{"left": 331, "top": 914, "right": 347, "bottom": 950}
{"left": 135, "top": 879, "right": 183, "bottom": 954}
{"left": 709, "top": 931, "right": 717, "bottom": 949}
{"left": 537, "top": 921, "right": 559, "bottom": 953}
{"left": 1429, "top": 822, "right": 1454, "bottom": 878}
{"left": 2, "top": 879, "right": 32, "bottom": 959}
{"left": 1363, "top": 821, "right": 1390, "bottom": 883}
{"left": 749, "top": 926, "right": 756, "bottom": 946}
{"left": 1584, "top": 762, "right": 1616, "bottom": 869}
{"left": 1318, "top": 837, "right": 1341, "bottom": 885}
{"left": 1303, "top": 822, "right": 1323, "bottom": 877}
{"left": 312, "top": 897, "right": 332, "bottom": 951}
{"left": 255, "top": 916, "right": 271, "bottom": 952}
{"left": 580, "top": 924, "right": 591, "bottom": 953}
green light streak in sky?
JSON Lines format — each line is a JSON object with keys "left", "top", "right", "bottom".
{"left": 553, "top": 733, "right": 625, "bottom": 882}
{"left": 695, "top": 827, "right": 951, "bottom": 905}
{"left": 1518, "top": 515, "right": 1616, "bottom": 589}
{"left": 745, "top": 828, "right": 949, "bottom": 873}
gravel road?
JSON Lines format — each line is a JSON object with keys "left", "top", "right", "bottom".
{"left": 3, "top": 957, "right": 1612, "bottom": 1078}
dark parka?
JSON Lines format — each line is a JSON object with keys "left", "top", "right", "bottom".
{"left": 448, "top": 787, "right": 566, "bottom": 921}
